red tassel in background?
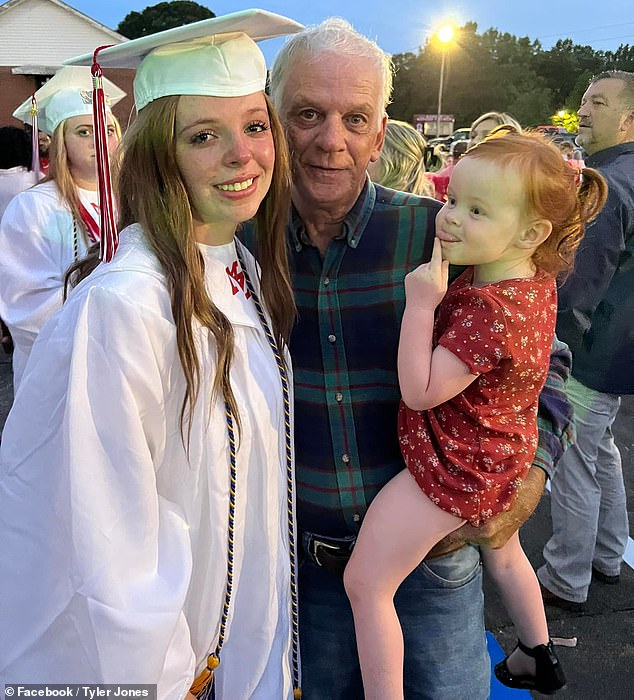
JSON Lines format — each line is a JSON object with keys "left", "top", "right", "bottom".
{"left": 91, "top": 46, "right": 117, "bottom": 262}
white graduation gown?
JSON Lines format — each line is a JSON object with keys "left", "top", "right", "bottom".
{"left": 0, "top": 181, "right": 97, "bottom": 389}
{"left": 0, "top": 224, "right": 296, "bottom": 699}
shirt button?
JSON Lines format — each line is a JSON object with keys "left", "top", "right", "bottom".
{"left": 353, "top": 513, "right": 360, "bottom": 523}
{"left": 328, "top": 334, "right": 336, "bottom": 343}
{"left": 335, "top": 392, "right": 343, "bottom": 402}
{"left": 323, "top": 277, "right": 330, "bottom": 286}
{"left": 341, "top": 454, "right": 350, "bottom": 463}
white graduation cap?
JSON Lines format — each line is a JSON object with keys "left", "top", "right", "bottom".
{"left": 65, "top": 8, "right": 304, "bottom": 110}
{"left": 13, "top": 66, "right": 126, "bottom": 135}
{"left": 62, "top": 8, "right": 303, "bottom": 263}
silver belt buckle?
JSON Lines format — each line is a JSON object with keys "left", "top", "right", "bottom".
{"left": 311, "top": 538, "right": 342, "bottom": 567}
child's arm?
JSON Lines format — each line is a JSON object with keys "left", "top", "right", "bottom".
{"left": 398, "top": 239, "right": 477, "bottom": 411}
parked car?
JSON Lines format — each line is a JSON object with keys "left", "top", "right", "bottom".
{"left": 428, "top": 127, "right": 470, "bottom": 148}
{"left": 451, "top": 127, "right": 471, "bottom": 142}
{"left": 533, "top": 125, "right": 577, "bottom": 142}
{"left": 428, "top": 135, "right": 452, "bottom": 147}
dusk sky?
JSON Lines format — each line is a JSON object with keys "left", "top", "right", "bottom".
{"left": 70, "top": 0, "right": 634, "bottom": 65}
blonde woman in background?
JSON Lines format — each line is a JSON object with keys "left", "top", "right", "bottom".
{"left": 470, "top": 111, "right": 522, "bottom": 145}
{"left": 369, "top": 119, "right": 435, "bottom": 196}
{"left": 0, "top": 66, "right": 124, "bottom": 389}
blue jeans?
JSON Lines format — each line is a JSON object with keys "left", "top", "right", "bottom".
{"left": 299, "top": 544, "right": 490, "bottom": 700}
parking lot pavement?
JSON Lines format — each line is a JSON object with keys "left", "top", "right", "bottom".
{"left": 486, "top": 498, "right": 634, "bottom": 699}
{"left": 1, "top": 356, "right": 632, "bottom": 698}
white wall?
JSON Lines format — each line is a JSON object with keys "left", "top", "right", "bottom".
{"left": 0, "top": 0, "right": 123, "bottom": 66}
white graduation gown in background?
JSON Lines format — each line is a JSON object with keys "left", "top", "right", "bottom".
{"left": 0, "top": 224, "right": 296, "bottom": 699}
{"left": 0, "top": 180, "right": 97, "bottom": 389}
{"left": 0, "top": 166, "right": 39, "bottom": 219}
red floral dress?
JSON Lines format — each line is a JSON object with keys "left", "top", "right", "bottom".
{"left": 398, "top": 268, "right": 557, "bottom": 525}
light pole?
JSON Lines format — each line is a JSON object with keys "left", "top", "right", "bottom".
{"left": 435, "top": 25, "right": 454, "bottom": 139}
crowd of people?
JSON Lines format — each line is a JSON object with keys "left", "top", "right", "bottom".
{"left": 0, "top": 7, "right": 631, "bottom": 700}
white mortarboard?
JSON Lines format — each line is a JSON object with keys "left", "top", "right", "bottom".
{"left": 65, "top": 9, "right": 304, "bottom": 110}
{"left": 12, "top": 66, "right": 126, "bottom": 135}
{"left": 62, "top": 9, "right": 303, "bottom": 263}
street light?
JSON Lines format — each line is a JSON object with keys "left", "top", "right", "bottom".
{"left": 435, "top": 24, "right": 455, "bottom": 140}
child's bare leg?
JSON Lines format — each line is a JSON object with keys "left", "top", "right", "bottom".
{"left": 343, "top": 470, "right": 464, "bottom": 700}
{"left": 481, "top": 531, "right": 549, "bottom": 676}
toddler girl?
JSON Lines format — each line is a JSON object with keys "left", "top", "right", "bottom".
{"left": 344, "top": 128, "right": 607, "bottom": 699}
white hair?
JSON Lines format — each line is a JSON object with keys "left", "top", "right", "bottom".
{"left": 269, "top": 18, "right": 394, "bottom": 114}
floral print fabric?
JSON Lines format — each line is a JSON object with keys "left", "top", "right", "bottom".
{"left": 398, "top": 268, "right": 557, "bottom": 525}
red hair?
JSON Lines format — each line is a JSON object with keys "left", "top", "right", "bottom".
{"left": 464, "top": 127, "right": 608, "bottom": 277}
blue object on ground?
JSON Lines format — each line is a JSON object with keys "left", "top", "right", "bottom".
{"left": 487, "top": 632, "right": 532, "bottom": 698}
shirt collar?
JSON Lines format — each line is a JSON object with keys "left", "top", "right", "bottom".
{"left": 585, "top": 141, "right": 634, "bottom": 168}
{"left": 288, "top": 175, "right": 377, "bottom": 252}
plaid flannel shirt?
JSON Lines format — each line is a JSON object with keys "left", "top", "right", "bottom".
{"left": 243, "top": 178, "right": 574, "bottom": 537}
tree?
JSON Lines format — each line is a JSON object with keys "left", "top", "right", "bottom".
{"left": 508, "top": 85, "right": 553, "bottom": 127}
{"left": 390, "top": 23, "right": 551, "bottom": 128}
{"left": 531, "top": 39, "right": 605, "bottom": 110}
{"left": 605, "top": 44, "right": 634, "bottom": 71}
{"left": 117, "top": 1, "right": 214, "bottom": 39}
{"left": 388, "top": 22, "right": 631, "bottom": 129}
{"left": 567, "top": 70, "right": 595, "bottom": 113}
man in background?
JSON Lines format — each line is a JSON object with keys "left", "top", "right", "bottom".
{"left": 539, "top": 70, "right": 634, "bottom": 608}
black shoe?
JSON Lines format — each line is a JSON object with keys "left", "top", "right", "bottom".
{"left": 592, "top": 566, "right": 620, "bottom": 585}
{"left": 540, "top": 583, "right": 585, "bottom": 612}
{"left": 494, "top": 639, "right": 567, "bottom": 694}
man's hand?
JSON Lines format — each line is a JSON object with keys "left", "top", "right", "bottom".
{"left": 461, "top": 466, "right": 546, "bottom": 548}
{"left": 428, "top": 466, "right": 547, "bottom": 557}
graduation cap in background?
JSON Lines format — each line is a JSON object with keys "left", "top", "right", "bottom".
{"left": 13, "top": 65, "right": 126, "bottom": 136}
{"left": 13, "top": 66, "right": 126, "bottom": 175}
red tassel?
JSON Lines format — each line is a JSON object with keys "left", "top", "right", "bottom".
{"left": 92, "top": 46, "right": 117, "bottom": 262}
{"left": 29, "top": 95, "right": 41, "bottom": 175}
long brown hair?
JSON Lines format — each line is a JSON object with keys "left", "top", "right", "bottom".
{"left": 115, "top": 93, "right": 294, "bottom": 441}
{"left": 465, "top": 128, "right": 608, "bottom": 277}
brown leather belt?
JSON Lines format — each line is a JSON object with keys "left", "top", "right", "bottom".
{"left": 301, "top": 531, "right": 357, "bottom": 577}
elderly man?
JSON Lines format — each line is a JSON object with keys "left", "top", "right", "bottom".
{"left": 262, "top": 19, "right": 573, "bottom": 699}
{"left": 538, "top": 71, "right": 634, "bottom": 608}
